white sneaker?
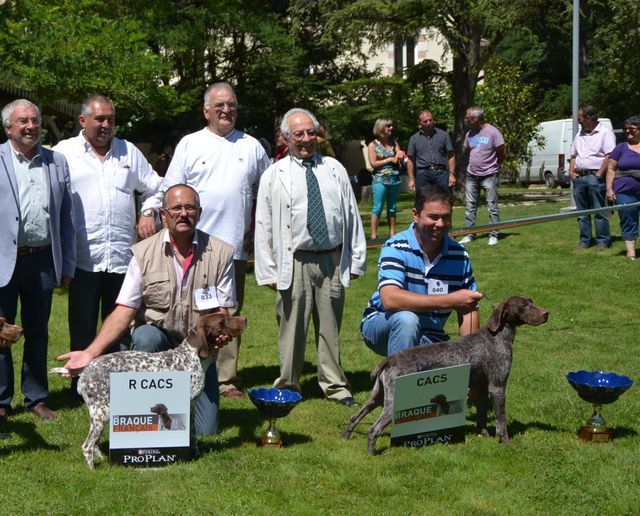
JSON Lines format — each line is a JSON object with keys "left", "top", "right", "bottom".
{"left": 488, "top": 236, "right": 498, "bottom": 246}
{"left": 459, "top": 235, "right": 474, "bottom": 244}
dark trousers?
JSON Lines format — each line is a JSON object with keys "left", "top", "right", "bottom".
{"left": 68, "top": 269, "right": 126, "bottom": 352}
{"left": 415, "top": 169, "right": 449, "bottom": 190}
{"left": 0, "top": 251, "right": 56, "bottom": 409}
{"left": 68, "top": 269, "right": 127, "bottom": 395}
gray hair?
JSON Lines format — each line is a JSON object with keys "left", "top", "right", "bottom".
{"left": 466, "top": 106, "right": 484, "bottom": 121}
{"left": 162, "top": 184, "right": 201, "bottom": 208}
{"left": 279, "top": 108, "right": 320, "bottom": 137}
{"left": 81, "top": 95, "right": 114, "bottom": 117}
{"left": 624, "top": 115, "right": 640, "bottom": 128}
{"left": 580, "top": 104, "right": 598, "bottom": 120}
{"left": 203, "top": 82, "right": 236, "bottom": 108}
{"left": 2, "top": 99, "right": 40, "bottom": 129}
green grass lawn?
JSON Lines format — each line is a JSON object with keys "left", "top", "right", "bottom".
{"left": 2, "top": 186, "right": 639, "bottom": 514}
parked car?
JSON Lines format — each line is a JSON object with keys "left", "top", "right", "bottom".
{"left": 518, "top": 118, "right": 614, "bottom": 188}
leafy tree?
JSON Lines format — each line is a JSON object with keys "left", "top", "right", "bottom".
{"left": 295, "top": 0, "right": 549, "bottom": 174}
{"left": 0, "top": 0, "right": 183, "bottom": 137}
{"left": 587, "top": 0, "right": 640, "bottom": 124}
{"left": 474, "top": 60, "right": 541, "bottom": 180}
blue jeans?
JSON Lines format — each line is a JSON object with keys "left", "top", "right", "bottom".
{"left": 572, "top": 174, "right": 610, "bottom": 246}
{"left": 131, "top": 324, "right": 220, "bottom": 436}
{"left": 371, "top": 182, "right": 401, "bottom": 218}
{"left": 616, "top": 191, "right": 640, "bottom": 240}
{"left": 361, "top": 311, "right": 438, "bottom": 356}
{"left": 416, "top": 170, "right": 449, "bottom": 191}
{"left": 464, "top": 173, "right": 500, "bottom": 238}
{"left": 0, "top": 251, "right": 56, "bottom": 410}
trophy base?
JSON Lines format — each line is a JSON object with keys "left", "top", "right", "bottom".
{"left": 259, "top": 437, "right": 283, "bottom": 448}
{"left": 579, "top": 426, "right": 612, "bottom": 443}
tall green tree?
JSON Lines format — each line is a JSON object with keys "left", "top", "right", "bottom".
{"left": 296, "top": 0, "right": 549, "bottom": 172}
{"left": 0, "top": 0, "right": 183, "bottom": 132}
{"left": 475, "top": 60, "right": 541, "bottom": 180}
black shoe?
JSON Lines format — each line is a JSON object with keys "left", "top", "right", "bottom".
{"left": 337, "top": 397, "right": 358, "bottom": 408}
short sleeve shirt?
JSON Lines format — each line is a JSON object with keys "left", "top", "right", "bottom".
{"left": 361, "top": 224, "right": 476, "bottom": 342}
{"left": 464, "top": 124, "right": 504, "bottom": 176}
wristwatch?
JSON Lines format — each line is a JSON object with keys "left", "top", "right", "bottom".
{"left": 141, "top": 208, "right": 156, "bottom": 217}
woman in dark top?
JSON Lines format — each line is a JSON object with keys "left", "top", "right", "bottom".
{"left": 606, "top": 115, "right": 640, "bottom": 260}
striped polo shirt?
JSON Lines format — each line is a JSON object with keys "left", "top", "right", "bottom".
{"left": 362, "top": 223, "right": 477, "bottom": 342}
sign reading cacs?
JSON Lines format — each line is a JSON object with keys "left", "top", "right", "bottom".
{"left": 109, "top": 371, "right": 191, "bottom": 467}
{"left": 391, "top": 364, "right": 470, "bottom": 448}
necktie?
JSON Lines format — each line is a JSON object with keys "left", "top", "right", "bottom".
{"left": 303, "top": 159, "right": 330, "bottom": 249}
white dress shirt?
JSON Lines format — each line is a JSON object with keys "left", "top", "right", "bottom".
{"left": 140, "top": 128, "right": 270, "bottom": 260}
{"left": 289, "top": 155, "right": 342, "bottom": 251}
{"left": 53, "top": 134, "right": 161, "bottom": 273}
{"left": 254, "top": 153, "right": 367, "bottom": 290}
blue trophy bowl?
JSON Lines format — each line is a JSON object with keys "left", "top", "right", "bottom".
{"left": 248, "top": 388, "right": 303, "bottom": 419}
{"left": 566, "top": 370, "right": 634, "bottom": 405}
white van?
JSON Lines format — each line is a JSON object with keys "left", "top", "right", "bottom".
{"left": 518, "top": 118, "right": 614, "bottom": 188}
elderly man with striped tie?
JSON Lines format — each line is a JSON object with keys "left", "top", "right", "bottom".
{"left": 254, "top": 108, "right": 367, "bottom": 408}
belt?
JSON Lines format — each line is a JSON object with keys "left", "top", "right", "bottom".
{"left": 295, "top": 245, "right": 342, "bottom": 255}
{"left": 17, "top": 244, "right": 51, "bottom": 255}
{"left": 575, "top": 169, "right": 599, "bottom": 177}
{"left": 420, "top": 165, "right": 447, "bottom": 171}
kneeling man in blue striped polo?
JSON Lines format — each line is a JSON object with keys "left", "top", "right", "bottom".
{"left": 361, "top": 184, "right": 484, "bottom": 356}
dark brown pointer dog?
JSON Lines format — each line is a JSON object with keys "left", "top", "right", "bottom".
{"left": 342, "top": 295, "right": 549, "bottom": 454}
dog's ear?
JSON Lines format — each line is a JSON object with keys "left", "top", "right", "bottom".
{"left": 195, "top": 326, "right": 210, "bottom": 359}
{"left": 487, "top": 302, "right": 507, "bottom": 333}
{"left": 222, "top": 315, "right": 247, "bottom": 337}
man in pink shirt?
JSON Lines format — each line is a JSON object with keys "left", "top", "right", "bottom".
{"left": 569, "top": 105, "right": 616, "bottom": 249}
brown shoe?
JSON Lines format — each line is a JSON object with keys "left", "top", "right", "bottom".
{"left": 31, "top": 402, "right": 57, "bottom": 421}
{"left": 221, "top": 388, "right": 246, "bottom": 399}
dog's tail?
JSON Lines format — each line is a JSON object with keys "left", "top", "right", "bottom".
{"left": 370, "top": 357, "right": 390, "bottom": 380}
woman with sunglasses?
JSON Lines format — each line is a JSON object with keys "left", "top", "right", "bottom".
{"left": 367, "top": 118, "right": 405, "bottom": 239}
{"left": 606, "top": 116, "right": 640, "bottom": 260}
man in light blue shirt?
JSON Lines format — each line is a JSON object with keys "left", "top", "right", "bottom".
{"left": 0, "top": 99, "right": 75, "bottom": 425}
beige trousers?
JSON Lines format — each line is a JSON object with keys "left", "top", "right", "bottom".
{"left": 272, "top": 249, "right": 352, "bottom": 400}
{"left": 216, "top": 259, "right": 245, "bottom": 392}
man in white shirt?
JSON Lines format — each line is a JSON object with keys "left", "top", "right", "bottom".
{"left": 53, "top": 96, "right": 161, "bottom": 396}
{"left": 138, "top": 83, "right": 270, "bottom": 399}
{"left": 254, "top": 108, "right": 367, "bottom": 408}
{"left": 568, "top": 105, "right": 616, "bottom": 249}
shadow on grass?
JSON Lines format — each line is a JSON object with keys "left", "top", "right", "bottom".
{"left": 0, "top": 419, "right": 62, "bottom": 456}
{"left": 47, "top": 387, "right": 85, "bottom": 411}
{"left": 212, "top": 405, "right": 312, "bottom": 451}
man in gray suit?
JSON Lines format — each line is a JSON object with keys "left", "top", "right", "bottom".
{"left": 0, "top": 99, "right": 75, "bottom": 425}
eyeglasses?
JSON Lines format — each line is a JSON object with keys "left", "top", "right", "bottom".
{"left": 163, "top": 204, "right": 199, "bottom": 215}
{"left": 211, "top": 101, "right": 238, "bottom": 111}
{"left": 291, "top": 129, "right": 317, "bottom": 141}
{"left": 624, "top": 127, "right": 639, "bottom": 133}
{"left": 385, "top": 123, "right": 393, "bottom": 128}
